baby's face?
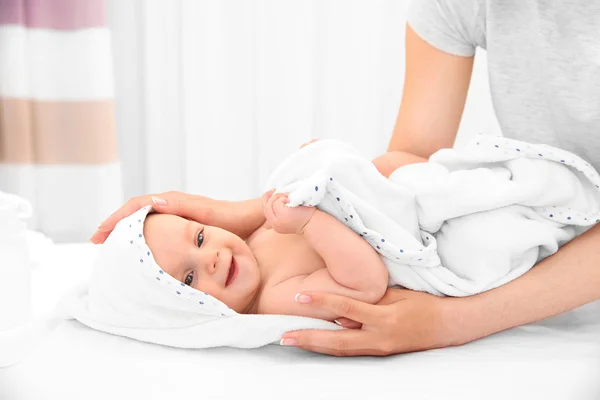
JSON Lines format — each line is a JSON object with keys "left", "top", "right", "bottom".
{"left": 143, "top": 213, "right": 261, "bottom": 313}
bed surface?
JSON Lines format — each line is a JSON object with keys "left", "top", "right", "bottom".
{"left": 1, "top": 243, "right": 599, "bottom": 400}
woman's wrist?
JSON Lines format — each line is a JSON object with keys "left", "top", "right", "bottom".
{"left": 233, "top": 197, "right": 266, "bottom": 238}
{"left": 437, "top": 296, "right": 483, "bottom": 347}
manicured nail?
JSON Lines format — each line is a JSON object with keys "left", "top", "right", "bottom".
{"left": 280, "top": 338, "right": 298, "bottom": 346}
{"left": 152, "top": 196, "right": 167, "bottom": 206}
{"left": 294, "top": 293, "right": 312, "bottom": 303}
{"left": 334, "top": 319, "right": 342, "bottom": 325}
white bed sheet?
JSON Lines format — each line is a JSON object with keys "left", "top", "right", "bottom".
{"left": 1, "top": 243, "right": 599, "bottom": 400}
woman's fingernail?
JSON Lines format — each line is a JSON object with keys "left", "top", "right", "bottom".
{"left": 334, "top": 320, "right": 342, "bottom": 325}
{"left": 294, "top": 293, "right": 312, "bottom": 304}
{"left": 280, "top": 338, "right": 298, "bottom": 346}
{"left": 152, "top": 196, "right": 167, "bottom": 206}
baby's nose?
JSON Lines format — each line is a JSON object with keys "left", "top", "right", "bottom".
{"left": 202, "top": 250, "right": 219, "bottom": 274}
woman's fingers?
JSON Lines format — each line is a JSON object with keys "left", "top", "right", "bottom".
{"left": 89, "top": 229, "right": 111, "bottom": 244}
{"left": 90, "top": 197, "right": 146, "bottom": 243}
{"left": 300, "top": 138, "right": 320, "bottom": 148}
{"left": 281, "top": 329, "right": 385, "bottom": 357}
{"left": 90, "top": 192, "right": 199, "bottom": 244}
{"left": 297, "top": 291, "right": 384, "bottom": 325}
{"left": 334, "top": 317, "right": 363, "bottom": 329}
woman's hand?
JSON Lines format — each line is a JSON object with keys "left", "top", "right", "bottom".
{"left": 262, "top": 190, "right": 316, "bottom": 235}
{"left": 280, "top": 288, "right": 462, "bottom": 356}
{"left": 90, "top": 192, "right": 195, "bottom": 244}
{"left": 90, "top": 192, "right": 265, "bottom": 244}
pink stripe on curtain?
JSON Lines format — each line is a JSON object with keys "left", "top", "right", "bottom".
{"left": 0, "top": 0, "right": 106, "bottom": 29}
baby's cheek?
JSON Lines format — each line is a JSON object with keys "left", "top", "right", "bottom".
{"left": 195, "top": 281, "right": 230, "bottom": 307}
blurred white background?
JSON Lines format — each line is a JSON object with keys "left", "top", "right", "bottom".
{"left": 0, "top": 0, "right": 498, "bottom": 242}
{"left": 105, "top": 0, "right": 498, "bottom": 203}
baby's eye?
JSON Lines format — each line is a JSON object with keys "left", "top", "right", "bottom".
{"left": 196, "top": 231, "right": 204, "bottom": 247}
{"left": 184, "top": 271, "right": 195, "bottom": 286}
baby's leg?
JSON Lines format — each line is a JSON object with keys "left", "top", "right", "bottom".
{"left": 372, "top": 151, "right": 427, "bottom": 178}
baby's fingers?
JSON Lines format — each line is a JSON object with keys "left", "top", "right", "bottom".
{"left": 261, "top": 189, "right": 276, "bottom": 210}
{"left": 268, "top": 192, "right": 289, "bottom": 212}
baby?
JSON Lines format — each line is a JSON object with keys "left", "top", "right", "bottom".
{"left": 142, "top": 187, "right": 391, "bottom": 322}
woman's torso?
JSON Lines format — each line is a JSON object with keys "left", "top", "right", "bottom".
{"left": 409, "top": 0, "right": 600, "bottom": 170}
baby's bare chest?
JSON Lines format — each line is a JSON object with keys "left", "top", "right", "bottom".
{"left": 248, "top": 227, "right": 325, "bottom": 283}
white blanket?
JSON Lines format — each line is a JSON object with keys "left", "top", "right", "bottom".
{"left": 267, "top": 134, "right": 600, "bottom": 296}
{"left": 60, "top": 135, "right": 600, "bottom": 349}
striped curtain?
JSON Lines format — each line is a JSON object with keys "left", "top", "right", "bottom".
{"left": 0, "top": 0, "right": 122, "bottom": 242}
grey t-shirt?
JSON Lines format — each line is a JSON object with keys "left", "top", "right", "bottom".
{"left": 408, "top": 0, "right": 600, "bottom": 171}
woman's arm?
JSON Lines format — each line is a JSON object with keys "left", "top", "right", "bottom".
{"left": 91, "top": 192, "right": 265, "bottom": 243}
{"left": 388, "top": 25, "right": 474, "bottom": 158}
{"left": 372, "top": 151, "right": 428, "bottom": 178}
{"left": 280, "top": 221, "right": 600, "bottom": 355}
{"left": 279, "top": 25, "right": 600, "bottom": 355}
{"left": 450, "top": 222, "right": 600, "bottom": 345}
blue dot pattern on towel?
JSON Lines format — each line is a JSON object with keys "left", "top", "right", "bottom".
{"left": 475, "top": 134, "right": 600, "bottom": 226}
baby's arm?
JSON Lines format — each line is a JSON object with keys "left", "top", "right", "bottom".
{"left": 301, "top": 210, "right": 388, "bottom": 303}
{"left": 260, "top": 192, "right": 388, "bottom": 320}
{"left": 372, "top": 151, "right": 427, "bottom": 178}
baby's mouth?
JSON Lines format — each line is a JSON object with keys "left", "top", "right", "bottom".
{"left": 225, "top": 256, "right": 238, "bottom": 287}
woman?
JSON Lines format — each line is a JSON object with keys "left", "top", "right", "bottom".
{"left": 91, "top": 0, "right": 600, "bottom": 356}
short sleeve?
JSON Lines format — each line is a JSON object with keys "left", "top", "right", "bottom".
{"left": 407, "top": 0, "right": 486, "bottom": 57}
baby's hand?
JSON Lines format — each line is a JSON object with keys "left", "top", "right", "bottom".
{"left": 262, "top": 190, "right": 316, "bottom": 235}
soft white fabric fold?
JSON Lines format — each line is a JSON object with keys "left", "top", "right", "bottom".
{"left": 267, "top": 134, "right": 600, "bottom": 296}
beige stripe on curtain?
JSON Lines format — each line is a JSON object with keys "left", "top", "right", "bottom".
{"left": 0, "top": 99, "right": 117, "bottom": 164}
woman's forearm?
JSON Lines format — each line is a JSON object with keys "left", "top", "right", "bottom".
{"left": 234, "top": 197, "right": 267, "bottom": 239}
{"left": 185, "top": 195, "right": 265, "bottom": 240}
{"left": 448, "top": 223, "right": 600, "bottom": 345}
